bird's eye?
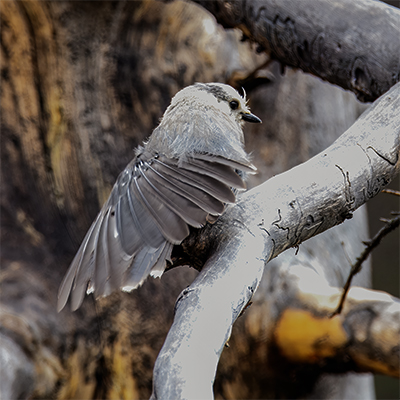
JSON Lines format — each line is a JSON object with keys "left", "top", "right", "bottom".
{"left": 229, "top": 100, "right": 239, "bottom": 110}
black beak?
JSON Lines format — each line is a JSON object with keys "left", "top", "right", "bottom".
{"left": 242, "top": 112, "right": 262, "bottom": 123}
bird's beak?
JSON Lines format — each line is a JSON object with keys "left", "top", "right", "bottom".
{"left": 241, "top": 112, "right": 262, "bottom": 123}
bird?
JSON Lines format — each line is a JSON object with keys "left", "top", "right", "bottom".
{"left": 58, "top": 82, "right": 261, "bottom": 312}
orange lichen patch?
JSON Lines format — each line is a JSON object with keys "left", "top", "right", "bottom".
{"left": 57, "top": 327, "right": 141, "bottom": 400}
{"left": 57, "top": 339, "right": 98, "bottom": 400}
{"left": 274, "top": 309, "right": 347, "bottom": 363}
{"left": 103, "top": 336, "right": 140, "bottom": 400}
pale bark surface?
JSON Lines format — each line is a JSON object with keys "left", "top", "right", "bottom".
{"left": 195, "top": 0, "right": 400, "bottom": 102}
{"left": 0, "top": 0, "right": 399, "bottom": 399}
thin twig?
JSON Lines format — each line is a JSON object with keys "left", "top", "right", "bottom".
{"left": 331, "top": 215, "right": 400, "bottom": 317}
{"left": 382, "top": 188, "right": 400, "bottom": 196}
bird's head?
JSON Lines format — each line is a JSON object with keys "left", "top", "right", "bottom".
{"left": 169, "top": 82, "right": 262, "bottom": 127}
{"left": 148, "top": 82, "right": 261, "bottom": 162}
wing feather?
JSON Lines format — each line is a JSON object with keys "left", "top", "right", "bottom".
{"left": 116, "top": 195, "right": 143, "bottom": 256}
{"left": 126, "top": 178, "right": 165, "bottom": 249}
{"left": 154, "top": 158, "right": 236, "bottom": 203}
{"left": 135, "top": 169, "right": 190, "bottom": 242}
{"left": 150, "top": 242, "right": 173, "bottom": 279}
{"left": 58, "top": 211, "right": 103, "bottom": 312}
{"left": 58, "top": 148, "right": 256, "bottom": 311}
{"left": 138, "top": 167, "right": 208, "bottom": 228}
{"left": 122, "top": 244, "right": 166, "bottom": 290}
{"left": 180, "top": 158, "right": 246, "bottom": 189}
{"left": 194, "top": 153, "right": 257, "bottom": 174}
{"left": 145, "top": 163, "right": 225, "bottom": 215}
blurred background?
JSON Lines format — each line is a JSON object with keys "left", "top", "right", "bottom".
{"left": 369, "top": 177, "right": 400, "bottom": 399}
{"left": 368, "top": 5, "right": 399, "bottom": 396}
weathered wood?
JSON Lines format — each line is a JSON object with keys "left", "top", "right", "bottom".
{"left": 215, "top": 206, "right": 376, "bottom": 399}
{"left": 195, "top": 0, "right": 400, "bottom": 102}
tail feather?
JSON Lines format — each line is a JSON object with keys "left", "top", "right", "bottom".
{"left": 122, "top": 244, "right": 166, "bottom": 291}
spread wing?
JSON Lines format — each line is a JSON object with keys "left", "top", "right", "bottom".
{"left": 57, "top": 149, "right": 255, "bottom": 311}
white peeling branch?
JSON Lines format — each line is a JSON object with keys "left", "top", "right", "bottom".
{"left": 152, "top": 230, "right": 270, "bottom": 400}
{"left": 151, "top": 82, "right": 400, "bottom": 399}
{"left": 244, "top": 90, "right": 399, "bottom": 260}
{"left": 195, "top": 0, "right": 400, "bottom": 102}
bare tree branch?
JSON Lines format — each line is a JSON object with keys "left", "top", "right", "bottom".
{"left": 194, "top": 0, "right": 400, "bottom": 102}
{"left": 151, "top": 81, "right": 400, "bottom": 399}
{"left": 332, "top": 215, "right": 400, "bottom": 316}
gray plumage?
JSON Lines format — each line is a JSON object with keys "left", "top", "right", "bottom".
{"left": 58, "top": 83, "right": 261, "bottom": 312}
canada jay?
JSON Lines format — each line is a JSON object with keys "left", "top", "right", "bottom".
{"left": 58, "top": 82, "right": 261, "bottom": 312}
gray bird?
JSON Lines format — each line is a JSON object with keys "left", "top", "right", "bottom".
{"left": 58, "top": 82, "right": 261, "bottom": 312}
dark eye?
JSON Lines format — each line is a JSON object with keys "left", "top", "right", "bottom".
{"left": 229, "top": 100, "right": 239, "bottom": 110}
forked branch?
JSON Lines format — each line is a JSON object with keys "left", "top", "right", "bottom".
{"left": 332, "top": 214, "right": 400, "bottom": 316}
{"left": 151, "top": 82, "right": 400, "bottom": 399}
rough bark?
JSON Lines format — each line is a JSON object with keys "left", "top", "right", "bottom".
{"left": 195, "top": 0, "right": 400, "bottom": 102}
